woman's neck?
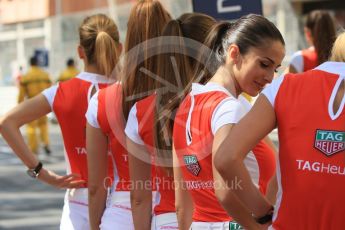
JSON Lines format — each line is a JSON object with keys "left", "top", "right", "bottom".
{"left": 208, "top": 66, "right": 241, "bottom": 98}
{"left": 84, "top": 64, "right": 102, "bottom": 75}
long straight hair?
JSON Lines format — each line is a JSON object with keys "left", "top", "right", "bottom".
{"left": 306, "top": 10, "right": 336, "bottom": 64}
{"left": 122, "top": 0, "right": 171, "bottom": 121}
{"left": 154, "top": 13, "right": 217, "bottom": 168}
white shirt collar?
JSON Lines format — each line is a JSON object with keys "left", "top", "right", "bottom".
{"left": 191, "top": 82, "right": 233, "bottom": 97}
{"left": 76, "top": 72, "right": 116, "bottom": 84}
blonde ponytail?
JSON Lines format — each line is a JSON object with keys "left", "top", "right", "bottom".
{"left": 330, "top": 32, "right": 345, "bottom": 62}
{"left": 79, "top": 14, "right": 120, "bottom": 77}
{"left": 95, "top": 31, "right": 119, "bottom": 77}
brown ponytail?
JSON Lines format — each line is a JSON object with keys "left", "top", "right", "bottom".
{"left": 154, "top": 15, "right": 284, "bottom": 168}
{"left": 192, "top": 21, "right": 234, "bottom": 86}
{"left": 306, "top": 10, "right": 336, "bottom": 64}
{"left": 153, "top": 13, "right": 217, "bottom": 168}
{"left": 79, "top": 14, "right": 120, "bottom": 77}
{"left": 122, "top": 0, "right": 171, "bottom": 121}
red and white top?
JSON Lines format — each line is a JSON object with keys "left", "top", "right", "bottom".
{"left": 42, "top": 72, "right": 115, "bottom": 186}
{"left": 125, "top": 94, "right": 175, "bottom": 215}
{"left": 173, "top": 82, "right": 275, "bottom": 222}
{"left": 263, "top": 62, "right": 345, "bottom": 229}
{"left": 289, "top": 47, "right": 318, "bottom": 73}
{"left": 86, "top": 83, "right": 131, "bottom": 191}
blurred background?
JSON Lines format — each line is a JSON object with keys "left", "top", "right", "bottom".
{"left": 0, "top": 0, "right": 344, "bottom": 87}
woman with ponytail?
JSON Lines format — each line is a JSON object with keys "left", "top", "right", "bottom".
{"left": 288, "top": 10, "right": 336, "bottom": 73}
{"left": 124, "top": 13, "right": 216, "bottom": 230}
{"left": 0, "top": 14, "right": 121, "bottom": 229}
{"left": 85, "top": 1, "right": 171, "bottom": 229}
{"left": 173, "top": 14, "right": 285, "bottom": 229}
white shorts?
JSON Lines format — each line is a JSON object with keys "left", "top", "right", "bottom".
{"left": 100, "top": 191, "right": 134, "bottom": 230}
{"left": 60, "top": 188, "right": 89, "bottom": 230}
{"left": 151, "top": 212, "right": 178, "bottom": 230}
{"left": 190, "top": 221, "right": 243, "bottom": 230}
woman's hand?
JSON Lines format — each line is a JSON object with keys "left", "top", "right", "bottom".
{"left": 38, "top": 169, "right": 86, "bottom": 189}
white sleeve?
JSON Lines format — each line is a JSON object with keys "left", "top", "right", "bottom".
{"left": 42, "top": 84, "right": 58, "bottom": 109}
{"left": 261, "top": 75, "right": 285, "bottom": 107}
{"left": 124, "top": 103, "right": 145, "bottom": 145}
{"left": 85, "top": 92, "right": 100, "bottom": 128}
{"left": 289, "top": 50, "right": 303, "bottom": 73}
{"left": 211, "top": 98, "right": 246, "bottom": 135}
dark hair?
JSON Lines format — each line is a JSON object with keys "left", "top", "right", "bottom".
{"left": 122, "top": 0, "right": 171, "bottom": 121}
{"left": 193, "top": 14, "right": 285, "bottom": 86}
{"left": 79, "top": 14, "right": 120, "bottom": 77}
{"left": 30, "top": 56, "right": 38, "bottom": 66}
{"left": 154, "top": 13, "right": 217, "bottom": 168}
{"left": 67, "top": 58, "right": 75, "bottom": 67}
{"left": 305, "top": 10, "right": 336, "bottom": 64}
{"left": 160, "top": 14, "right": 285, "bottom": 154}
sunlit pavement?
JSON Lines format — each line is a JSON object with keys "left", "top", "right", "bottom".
{"left": 0, "top": 123, "right": 66, "bottom": 230}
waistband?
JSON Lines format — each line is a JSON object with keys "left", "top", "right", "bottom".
{"left": 152, "top": 212, "right": 177, "bottom": 227}
{"left": 66, "top": 188, "right": 131, "bottom": 207}
{"left": 107, "top": 191, "right": 132, "bottom": 211}
{"left": 109, "top": 191, "right": 131, "bottom": 204}
{"left": 66, "top": 188, "right": 88, "bottom": 206}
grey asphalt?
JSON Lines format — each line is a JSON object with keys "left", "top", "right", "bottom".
{"left": 0, "top": 124, "right": 66, "bottom": 230}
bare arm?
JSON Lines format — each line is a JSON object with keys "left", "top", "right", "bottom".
{"left": 265, "top": 174, "right": 277, "bottom": 205}
{"left": 0, "top": 94, "right": 84, "bottom": 187}
{"left": 127, "top": 137, "right": 152, "bottom": 230}
{"left": 215, "top": 95, "right": 276, "bottom": 218}
{"left": 18, "top": 82, "right": 25, "bottom": 103}
{"left": 212, "top": 124, "right": 262, "bottom": 229}
{"left": 86, "top": 123, "right": 108, "bottom": 230}
{"left": 262, "top": 136, "right": 278, "bottom": 205}
{"left": 173, "top": 145, "right": 194, "bottom": 230}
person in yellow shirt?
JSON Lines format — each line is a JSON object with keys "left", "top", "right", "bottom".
{"left": 18, "top": 56, "right": 52, "bottom": 155}
{"left": 57, "top": 58, "right": 79, "bottom": 82}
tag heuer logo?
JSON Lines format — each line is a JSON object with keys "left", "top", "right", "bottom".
{"left": 184, "top": 155, "right": 201, "bottom": 176}
{"left": 314, "top": 130, "right": 345, "bottom": 156}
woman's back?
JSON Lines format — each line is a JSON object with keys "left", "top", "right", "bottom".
{"left": 45, "top": 73, "right": 114, "bottom": 182}
{"left": 263, "top": 62, "right": 345, "bottom": 229}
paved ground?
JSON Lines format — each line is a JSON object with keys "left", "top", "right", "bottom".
{"left": 0, "top": 124, "right": 66, "bottom": 230}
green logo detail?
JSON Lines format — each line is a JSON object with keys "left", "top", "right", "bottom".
{"left": 183, "top": 155, "right": 201, "bottom": 176}
{"left": 229, "top": 221, "right": 243, "bottom": 230}
{"left": 315, "top": 130, "right": 345, "bottom": 156}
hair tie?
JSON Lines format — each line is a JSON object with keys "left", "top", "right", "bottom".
{"left": 97, "top": 31, "right": 108, "bottom": 37}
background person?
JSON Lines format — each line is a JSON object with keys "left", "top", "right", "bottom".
{"left": 57, "top": 58, "right": 79, "bottom": 82}
{"left": 18, "top": 56, "right": 52, "bottom": 155}
{"left": 288, "top": 10, "right": 336, "bottom": 73}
